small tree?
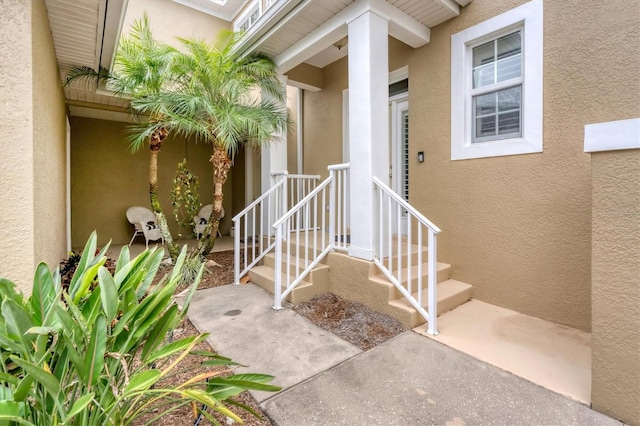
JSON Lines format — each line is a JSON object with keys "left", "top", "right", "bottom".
{"left": 131, "top": 32, "right": 289, "bottom": 257}
{"left": 66, "top": 16, "right": 181, "bottom": 260}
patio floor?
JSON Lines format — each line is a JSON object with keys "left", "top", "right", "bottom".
{"left": 414, "top": 299, "right": 592, "bottom": 404}
{"left": 90, "top": 236, "right": 235, "bottom": 258}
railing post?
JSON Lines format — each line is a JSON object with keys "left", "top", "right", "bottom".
{"left": 329, "top": 169, "right": 336, "bottom": 249}
{"left": 281, "top": 174, "right": 288, "bottom": 240}
{"left": 273, "top": 225, "right": 283, "bottom": 310}
{"left": 233, "top": 218, "right": 240, "bottom": 285}
{"left": 427, "top": 229, "right": 438, "bottom": 335}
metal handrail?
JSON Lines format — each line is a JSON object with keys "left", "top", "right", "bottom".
{"left": 373, "top": 176, "right": 440, "bottom": 335}
{"left": 232, "top": 179, "right": 285, "bottom": 222}
{"left": 272, "top": 163, "right": 350, "bottom": 309}
{"left": 372, "top": 176, "right": 441, "bottom": 235}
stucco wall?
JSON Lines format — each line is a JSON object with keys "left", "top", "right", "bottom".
{"left": 301, "top": 0, "right": 639, "bottom": 331}
{"left": 0, "top": 0, "right": 67, "bottom": 292}
{"left": 70, "top": 117, "right": 234, "bottom": 247}
{"left": 590, "top": 149, "right": 639, "bottom": 425}
{"left": 409, "top": 0, "right": 639, "bottom": 331}
{"left": 122, "top": 0, "right": 230, "bottom": 45}
{"left": 32, "top": 0, "right": 68, "bottom": 273}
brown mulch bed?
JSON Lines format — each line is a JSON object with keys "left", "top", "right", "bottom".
{"left": 293, "top": 293, "right": 407, "bottom": 351}
{"left": 139, "top": 318, "right": 272, "bottom": 426}
{"left": 60, "top": 248, "right": 405, "bottom": 424}
{"left": 198, "top": 250, "right": 237, "bottom": 290}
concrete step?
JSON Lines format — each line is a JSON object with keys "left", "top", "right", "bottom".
{"left": 263, "top": 251, "right": 328, "bottom": 275}
{"left": 388, "top": 279, "right": 473, "bottom": 328}
{"left": 370, "top": 262, "right": 451, "bottom": 300}
{"left": 248, "top": 263, "right": 329, "bottom": 304}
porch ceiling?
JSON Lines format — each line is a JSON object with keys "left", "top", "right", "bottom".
{"left": 239, "top": 0, "right": 469, "bottom": 72}
{"left": 45, "top": 0, "right": 470, "bottom": 115}
{"left": 45, "top": 0, "right": 130, "bottom": 111}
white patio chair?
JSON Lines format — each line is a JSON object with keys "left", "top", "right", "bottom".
{"left": 193, "top": 204, "right": 224, "bottom": 238}
{"left": 126, "top": 206, "right": 164, "bottom": 248}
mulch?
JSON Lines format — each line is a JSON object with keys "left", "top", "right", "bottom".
{"left": 59, "top": 248, "right": 406, "bottom": 425}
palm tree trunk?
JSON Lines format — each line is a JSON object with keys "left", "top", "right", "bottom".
{"left": 149, "top": 127, "right": 179, "bottom": 260}
{"left": 197, "top": 144, "right": 232, "bottom": 257}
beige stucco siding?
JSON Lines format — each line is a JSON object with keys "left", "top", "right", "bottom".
{"left": 70, "top": 117, "right": 231, "bottom": 247}
{"left": 301, "top": 0, "right": 639, "bottom": 331}
{"left": 122, "top": 0, "right": 230, "bottom": 45}
{"left": 32, "top": 0, "right": 68, "bottom": 273}
{"left": 0, "top": 0, "right": 35, "bottom": 291}
{"left": 0, "top": 0, "right": 67, "bottom": 292}
{"left": 590, "top": 149, "right": 640, "bottom": 425}
{"left": 410, "top": 0, "right": 640, "bottom": 331}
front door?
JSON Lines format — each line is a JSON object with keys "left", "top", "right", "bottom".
{"left": 390, "top": 95, "right": 409, "bottom": 235}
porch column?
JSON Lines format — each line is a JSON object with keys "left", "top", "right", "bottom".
{"left": 261, "top": 74, "right": 289, "bottom": 194}
{"left": 347, "top": 10, "right": 389, "bottom": 260}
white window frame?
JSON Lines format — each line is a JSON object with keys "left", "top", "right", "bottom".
{"left": 451, "top": 0, "right": 543, "bottom": 161}
{"left": 234, "top": 0, "right": 261, "bottom": 32}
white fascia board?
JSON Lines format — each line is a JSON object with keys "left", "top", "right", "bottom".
{"left": 584, "top": 118, "right": 640, "bottom": 153}
{"left": 371, "top": 0, "right": 432, "bottom": 47}
{"left": 455, "top": 0, "right": 473, "bottom": 6}
{"left": 275, "top": 0, "right": 430, "bottom": 73}
{"left": 102, "top": 0, "right": 129, "bottom": 71}
{"left": 287, "top": 79, "right": 322, "bottom": 92}
{"left": 68, "top": 105, "right": 139, "bottom": 124}
{"left": 171, "top": 0, "right": 252, "bottom": 21}
{"left": 238, "top": 0, "right": 308, "bottom": 56}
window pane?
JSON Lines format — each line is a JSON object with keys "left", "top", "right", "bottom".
{"left": 498, "top": 111, "right": 521, "bottom": 135}
{"left": 497, "top": 32, "right": 521, "bottom": 59}
{"left": 497, "top": 86, "right": 521, "bottom": 112}
{"left": 475, "top": 92, "right": 496, "bottom": 116}
{"left": 473, "top": 63, "right": 495, "bottom": 88}
{"left": 497, "top": 54, "right": 521, "bottom": 82}
{"left": 473, "top": 41, "right": 494, "bottom": 67}
{"left": 476, "top": 115, "right": 496, "bottom": 139}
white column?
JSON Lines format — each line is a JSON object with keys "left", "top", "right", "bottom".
{"left": 347, "top": 10, "right": 389, "bottom": 260}
{"left": 261, "top": 75, "right": 289, "bottom": 234}
{"left": 261, "top": 75, "right": 289, "bottom": 194}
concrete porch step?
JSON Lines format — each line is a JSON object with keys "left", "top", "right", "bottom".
{"left": 369, "top": 261, "right": 452, "bottom": 300}
{"left": 263, "top": 251, "right": 328, "bottom": 275}
{"left": 388, "top": 279, "right": 473, "bottom": 328}
{"left": 248, "top": 262, "right": 329, "bottom": 304}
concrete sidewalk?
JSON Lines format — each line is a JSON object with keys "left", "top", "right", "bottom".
{"left": 187, "top": 283, "right": 362, "bottom": 401}
{"left": 187, "top": 284, "right": 620, "bottom": 425}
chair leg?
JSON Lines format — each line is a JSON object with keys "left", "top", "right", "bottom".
{"left": 129, "top": 232, "right": 137, "bottom": 246}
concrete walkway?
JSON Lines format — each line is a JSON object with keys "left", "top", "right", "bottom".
{"left": 187, "top": 284, "right": 620, "bottom": 425}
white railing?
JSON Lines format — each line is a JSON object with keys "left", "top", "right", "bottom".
{"left": 372, "top": 177, "right": 442, "bottom": 335}
{"left": 272, "top": 163, "right": 350, "bottom": 309}
{"left": 232, "top": 172, "right": 320, "bottom": 284}
{"left": 280, "top": 173, "right": 321, "bottom": 230}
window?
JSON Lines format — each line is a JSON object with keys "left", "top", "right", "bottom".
{"left": 451, "top": 0, "right": 543, "bottom": 160}
{"left": 235, "top": 1, "right": 261, "bottom": 32}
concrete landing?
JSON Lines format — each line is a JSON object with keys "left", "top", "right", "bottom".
{"left": 415, "top": 300, "right": 592, "bottom": 404}
{"left": 263, "top": 332, "right": 619, "bottom": 426}
{"left": 186, "top": 283, "right": 362, "bottom": 402}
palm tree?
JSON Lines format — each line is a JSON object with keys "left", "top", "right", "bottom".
{"left": 66, "top": 16, "right": 181, "bottom": 260}
{"left": 130, "top": 32, "right": 289, "bottom": 257}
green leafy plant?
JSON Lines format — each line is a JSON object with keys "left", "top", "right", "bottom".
{"left": 0, "top": 232, "right": 279, "bottom": 425}
{"left": 170, "top": 159, "right": 202, "bottom": 237}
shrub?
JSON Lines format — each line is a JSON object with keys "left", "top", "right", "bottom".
{"left": 0, "top": 232, "right": 278, "bottom": 425}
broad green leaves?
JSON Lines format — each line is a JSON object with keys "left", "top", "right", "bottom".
{"left": 0, "top": 232, "right": 280, "bottom": 425}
